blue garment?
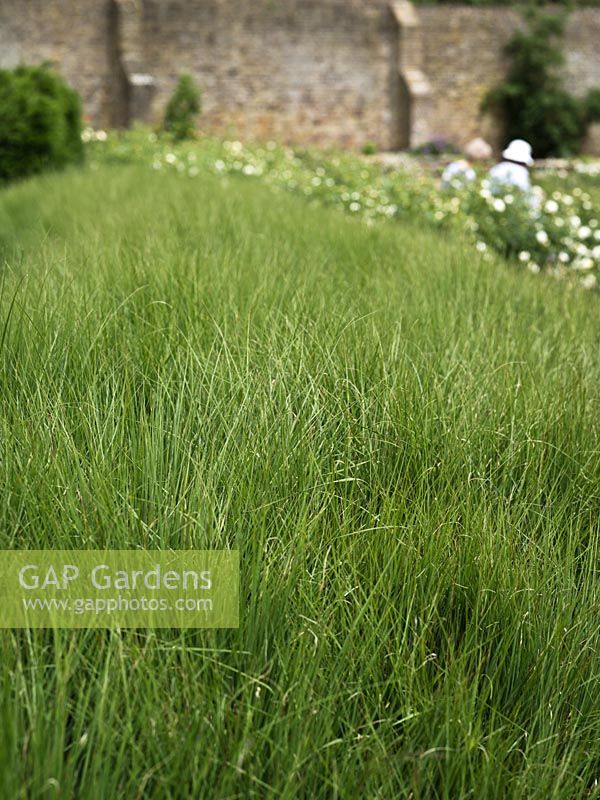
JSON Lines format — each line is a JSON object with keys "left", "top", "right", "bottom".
{"left": 441, "top": 160, "right": 476, "bottom": 190}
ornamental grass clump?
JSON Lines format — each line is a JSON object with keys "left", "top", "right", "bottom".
{"left": 85, "top": 128, "right": 600, "bottom": 290}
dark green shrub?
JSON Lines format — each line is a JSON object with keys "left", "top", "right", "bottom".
{"left": 163, "top": 74, "right": 201, "bottom": 140}
{"left": 482, "top": 9, "right": 599, "bottom": 157}
{"left": 583, "top": 88, "right": 600, "bottom": 123}
{"left": 0, "top": 64, "right": 83, "bottom": 183}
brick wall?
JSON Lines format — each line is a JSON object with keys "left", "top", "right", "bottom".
{"left": 0, "top": 0, "right": 123, "bottom": 126}
{"left": 139, "top": 0, "right": 402, "bottom": 149}
{"left": 1, "top": 1, "right": 599, "bottom": 154}
{"left": 419, "top": 6, "right": 600, "bottom": 153}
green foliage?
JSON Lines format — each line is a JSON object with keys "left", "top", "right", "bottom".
{"left": 0, "top": 163, "right": 599, "bottom": 797}
{"left": 82, "top": 128, "right": 600, "bottom": 285}
{"left": 583, "top": 87, "right": 600, "bottom": 123}
{"left": 163, "top": 74, "right": 201, "bottom": 140}
{"left": 482, "top": 10, "right": 600, "bottom": 157}
{"left": 361, "top": 141, "right": 378, "bottom": 155}
{"left": 0, "top": 64, "right": 83, "bottom": 183}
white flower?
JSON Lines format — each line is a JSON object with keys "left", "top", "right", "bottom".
{"left": 563, "top": 195, "right": 574, "bottom": 206}
{"left": 214, "top": 159, "right": 225, "bottom": 171}
{"left": 578, "top": 226, "right": 592, "bottom": 240}
{"left": 569, "top": 215, "right": 581, "bottom": 229}
{"left": 544, "top": 200, "right": 559, "bottom": 214}
{"left": 536, "top": 230, "right": 549, "bottom": 245}
{"left": 518, "top": 251, "right": 530, "bottom": 262}
{"left": 504, "top": 194, "right": 514, "bottom": 204}
{"left": 476, "top": 241, "right": 487, "bottom": 252}
{"left": 349, "top": 202, "right": 360, "bottom": 212}
{"left": 572, "top": 257, "right": 594, "bottom": 270}
{"left": 528, "top": 262, "right": 541, "bottom": 274}
{"left": 595, "top": 230, "right": 600, "bottom": 241}
{"left": 492, "top": 199, "right": 506, "bottom": 213}
{"left": 581, "top": 274, "right": 597, "bottom": 290}
{"left": 554, "top": 217, "right": 564, "bottom": 227}
{"left": 558, "top": 251, "right": 570, "bottom": 263}
{"left": 95, "top": 130, "right": 107, "bottom": 142}
{"left": 165, "top": 153, "right": 177, "bottom": 164}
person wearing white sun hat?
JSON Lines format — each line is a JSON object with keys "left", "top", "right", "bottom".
{"left": 488, "top": 139, "right": 534, "bottom": 194}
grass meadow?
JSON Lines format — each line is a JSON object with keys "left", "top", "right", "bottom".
{"left": 0, "top": 163, "right": 599, "bottom": 798}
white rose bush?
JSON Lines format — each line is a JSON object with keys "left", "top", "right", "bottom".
{"left": 451, "top": 181, "right": 599, "bottom": 289}
{"left": 87, "top": 129, "right": 600, "bottom": 292}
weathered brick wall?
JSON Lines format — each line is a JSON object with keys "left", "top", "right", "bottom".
{"left": 419, "top": 6, "right": 600, "bottom": 152}
{"left": 140, "top": 0, "right": 402, "bottom": 148}
{"left": 0, "top": 0, "right": 124, "bottom": 126}
{"left": 1, "top": 1, "right": 599, "bottom": 153}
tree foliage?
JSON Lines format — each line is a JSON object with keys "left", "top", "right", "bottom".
{"left": 482, "top": 10, "right": 599, "bottom": 157}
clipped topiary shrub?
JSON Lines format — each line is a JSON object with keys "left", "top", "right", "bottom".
{"left": 0, "top": 64, "right": 84, "bottom": 183}
{"left": 163, "top": 74, "right": 201, "bottom": 141}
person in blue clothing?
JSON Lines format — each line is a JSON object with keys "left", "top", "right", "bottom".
{"left": 441, "top": 137, "right": 492, "bottom": 190}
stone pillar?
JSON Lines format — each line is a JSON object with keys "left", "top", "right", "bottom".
{"left": 582, "top": 123, "right": 600, "bottom": 156}
{"left": 113, "top": 0, "right": 156, "bottom": 125}
{"left": 390, "top": 0, "right": 433, "bottom": 148}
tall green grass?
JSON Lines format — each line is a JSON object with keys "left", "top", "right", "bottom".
{"left": 0, "top": 165, "right": 599, "bottom": 798}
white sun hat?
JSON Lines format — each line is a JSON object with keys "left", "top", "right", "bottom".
{"left": 502, "top": 139, "right": 534, "bottom": 166}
